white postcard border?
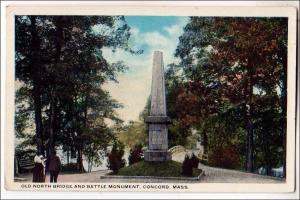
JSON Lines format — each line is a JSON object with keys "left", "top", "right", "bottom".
{"left": 3, "top": 4, "right": 297, "bottom": 193}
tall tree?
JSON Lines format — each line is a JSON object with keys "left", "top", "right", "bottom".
{"left": 16, "top": 16, "right": 48, "bottom": 154}
{"left": 172, "top": 17, "right": 287, "bottom": 173}
{"left": 15, "top": 15, "right": 141, "bottom": 172}
{"left": 209, "top": 17, "right": 287, "bottom": 172}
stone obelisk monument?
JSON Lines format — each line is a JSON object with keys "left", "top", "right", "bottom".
{"left": 144, "top": 51, "right": 171, "bottom": 162}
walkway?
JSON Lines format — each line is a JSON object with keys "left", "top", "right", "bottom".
{"left": 172, "top": 150, "right": 284, "bottom": 183}
{"left": 15, "top": 170, "right": 109, "bottom": 183}
{"left": 15, "top": 150, "right": 285, "bottom": 183}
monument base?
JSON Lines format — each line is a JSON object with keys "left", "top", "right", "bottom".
{"left": 144, "top": 150, "right": 172, "bottom": 162}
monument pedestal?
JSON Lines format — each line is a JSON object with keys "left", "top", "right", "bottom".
{"left": 144, "top": 150, "right": 171, "bottom": 162}
{"left": 144, "top": 115, "right": 172, "bottom": 162}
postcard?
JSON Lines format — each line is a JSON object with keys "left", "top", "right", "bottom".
{"left": 3, "top": 4, "right": 297, "bottom": 193}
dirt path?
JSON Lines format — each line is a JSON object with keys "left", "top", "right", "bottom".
{"left": 198, "top": 163, "right": 284, "bottom": 183}
{"left": 173, "top": 151, "right": 285, "bottom": 183}
{"left": 15, "top": 170, "right": 109, "bottom": 183}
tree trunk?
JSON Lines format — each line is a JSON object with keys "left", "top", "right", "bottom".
{"left": 14, "top": 155, "right": 19, "bottom": 176}
{"left": 77, "top": 148, "right": 84, "bottom": 172}
{"left": 90, "top": 156, "right": 93, "bottom": 172}
{"left": 282, "top": 116, "right": 286, "bottom": 178}
{"left": 33, "top": 84, "right": 44, "bottom": 154}
{"left": 54, "top": 16, "right": 63, "bottom": 63}
{"left": 48, "top": 16, "right": 63, "bottom": 155}
{"left": 49, "top": 92, "right": 56, "bottom": 154}
{"left": 88, "top": 157, "right": 93, "bottom": 173}
{"left": 29, "top": 16, "right": 44, "bottom": 155}
{"left": 280, "top": 48, "right": 287, "bottom": 178}
{"left": 67, "top": 149, "right": 70, "bottom": 164}
{"left": 262, "top": 130, "right": 272, "bottom": 175}
{"left": 202, "top": 131, "right": 208, "bottom": 154}
{"left": 45, "top": 142, "right": 50, "bottom": 171}
{"left": 246, "top": 118, "right": 254, "bottom": 172}
{"left": 245, "top": 65, "right": 254, "bottom": 173}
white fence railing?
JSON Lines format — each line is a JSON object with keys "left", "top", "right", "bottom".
{"left": 168, "top": 145, "right": 185, "bottom": 155}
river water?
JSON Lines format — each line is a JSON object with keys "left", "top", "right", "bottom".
{"left": 57, "top": 147, "right": 130, "bottom": 172}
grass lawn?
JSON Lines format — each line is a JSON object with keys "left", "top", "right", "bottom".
{"left": 116, "top": 160, "right": 202, "bottom": 177}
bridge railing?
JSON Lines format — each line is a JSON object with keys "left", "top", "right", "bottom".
{"left": 168, "top": 145, "right": 185, "bottom": 155}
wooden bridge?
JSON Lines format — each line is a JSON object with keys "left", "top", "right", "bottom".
{"left": 168, "top": 145, "right": 208, "bottom": 163}
{"left": 168, "top": 145, "right": 185, "bottom": 155}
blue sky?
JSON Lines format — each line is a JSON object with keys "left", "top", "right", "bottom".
{"left": 102, "top": 16, "right": 189, "bottom": 123}
{"left": 126, "top": 16, "right": 182, "bottom": 35}
{"left": 125, "top": 16, "right": 182, "bottom": 56}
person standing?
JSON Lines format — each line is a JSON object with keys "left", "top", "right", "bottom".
{"left": 32, "top": 152, "right": 46, "bottom": 182}
{"left": 48, "top": 150, "right": 61, "bottom": 183}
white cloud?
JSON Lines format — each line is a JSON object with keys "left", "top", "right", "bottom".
{"left": 102, "top": 18, "right": 188, "bottom": 123}
{"left": 102, "top": 34, "right": 153, "bottom": 122}
{"left": 143, "top": 31, "right": 171, "bottom": 49}
{"left": 164, "top": 24, "right": 182, "bottom": 36}
{"left": 103, "top": 71, "right": 151, "bottom": 122}
{"left": 130, "top": 26, "right": 139, "bottom": 35}
{"left": 164, "top": 17, "right": 188, "bottom": 36}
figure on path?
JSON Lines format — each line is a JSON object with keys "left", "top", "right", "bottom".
{"left": 32, "top": 152, "right": 46, "bottom": 182}
{"left": 48, "top": 150, "right": 61, "bottom": 183}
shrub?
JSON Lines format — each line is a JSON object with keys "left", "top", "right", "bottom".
{"left": 190, "top": 153, "right": 200, "bottom": 168}
{"left": 107, "top": 140, "right": 126, "bottom": 173}
{"left": 61, "top": 163, "right": 78, "bottom": 172}
{"left": 199, "top": 158, "right": 208, "bottom": 165}
{"left": 181, "top": 154, "right": 193, "bottom": 176}
{"left": 208, "top": 146, "right": 240, "bottom": 169}
{"left": 128, "top": 144, "right": 143, "bottom": 165}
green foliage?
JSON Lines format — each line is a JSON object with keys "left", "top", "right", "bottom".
{"left": 15, "top": 15, "right": 141, "bottom": 170}
{"left": 168, "top": 120, "right": 192, "bottom": 148}
{"left": 61, "top": 163, "right": 78, "bottom": 172}
{"left": 198, "top": 110, "right": 246, "bottom": 164}
{"left": 167, "top": 17, "right": 287, "bottom": 174}
{"left": 117, "top": 160, "right": 201, "bottom": 177}
{"left": 164, "top": 64, "right": 192, "bottom": 147}
{"left": 138, "top": 97, "right": 151, "bottom": 122}
{"left": 15, "top": 86, "right": 36, "bottom": 154}
{"left": 15, "top": 86, "right": 34, "bottom": 138}
{"left": 128, "top": 144, "right": 143, "bottom": 165}
{"left": 185, "top": 133, "right": 200, "bottom": 149}
{"left": 15, "top": 149, "right": 36, "bottom": 159}
{"left": 107, "top": 140, "right": 126, "bottom": 173}
{"left": 199, "top": 158, "right": 208, "bottom": 166}
{"left": 82, "top": 117, "right": 114, "bottom": 172}
{"left": 208, "top": 146, "right": 241, "bottom": 169}
{"left": 116, "top": 121, "right": 147, "bottom": 149}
